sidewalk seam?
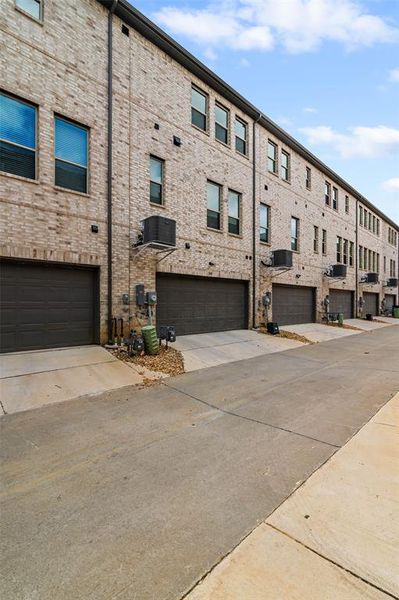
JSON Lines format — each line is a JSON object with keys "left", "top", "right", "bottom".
{"left": 266, "top": 523, "right": 399, "bottom": 600}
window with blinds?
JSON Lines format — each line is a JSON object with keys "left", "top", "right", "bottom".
{"left": 55, "top": 116, "right": 88, "bottom": 193}
{"left": 0, "top": 92, "right": 37, "bottom": 179}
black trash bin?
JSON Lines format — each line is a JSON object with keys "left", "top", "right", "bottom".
{"left": 267, "top": 322, "right": 279, "bottom": 335}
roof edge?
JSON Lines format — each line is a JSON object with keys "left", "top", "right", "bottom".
{"left": 97, "top": 0, "right": 398, "bottom": 231}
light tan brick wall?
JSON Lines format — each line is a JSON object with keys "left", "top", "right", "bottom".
{"left": 1, "top": 0, "right": 398, "bottom": 344}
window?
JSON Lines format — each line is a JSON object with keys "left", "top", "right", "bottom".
{"left": 359, "top": 206, "right": 363, "bottom": 226}
{"left": 291, "top": 217, "right": 299, "bottom": 251}
{"left": 215, "top": 103, "right": 229, "bottom": 145}
{"left": 332, "top": 187, "right": 338, "bottom": 210}
{"left": 228, "top": 190, "right": 241, "bottom": 235}
{"left": 368, "top": 249, "right": 372, "bottom": 270}
{"left": 322, "top": 229, "right": 327, "bottom": 255}
{"left": 235, "top": 118, "right": 247, "bottom": 155}
{"left": 0, "top": 92, "right": 36, "bottom": 180}
{"left": 191, "top": 86, "right": 208, "bottom": 131}
{"left": 388, "top": 227, "right": 398, "bottom": 246}
{"left": 364, "top": 247, "right": 368, "bottom": 271}
{"left": 267, "top": 141, "right": 277, "bottom": 173}
{"left": 260, "top": 204, "right": 270, "bottom": 243}
{"left": 372, "top": 215, "right": 376, "bottom": 234}
{"left": 55, "top": 116, "right": 88, "bottom": 193}
{"left": 343, "top": 239, "right": 348, "bottom": 265}
{"left": 359, "top": 246, "right": 363, "bottom": 270}
{"left": 377, "top": 219, "right": 380, "bottom": 236}
{"left": 280, "top": 150, "right": 290, "bottom": 181}
{"left": 364, "top": 209, "right": 368, "bottom": 229}
{"left": 349, "top": 241, "right": 354, "bottom": 267}
{"left": 376, "top": 253, "right": 380, "bottom": 274}
{"left": 336, "top": 236, "right": 343, "bottom": 263}
{"left": 345, "top": 195, "right": 349, "bottom": 214}
{"left": 149, "top": 156, "right": 164, "bottom": 205}
{"left": 16, "top": 0, "right": 42, "bottom": 20}
{"left": 207, "top": 181, "right": 221, "bottom": 230}
{"left": 390, "top": 259, "right": 397, "bottom": 278}
{"left": 384, "top": 256, "right": 386, "bottom": 273}
{"left": 313, "top": 226, "right": 319, "bottom": 253}
{"left": 306, "top": 166, "right": 311, "bottom": 190}
{"left": 325, "top": 181, "right": 331, "bottom": 206}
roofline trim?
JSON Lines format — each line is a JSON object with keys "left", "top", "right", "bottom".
{"left": 97, "top": 0, "right": 398, "bottom": 231}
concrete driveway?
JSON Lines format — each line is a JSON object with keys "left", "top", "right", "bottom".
{"left": 174, "top": 329, "right": 304, "bottom": 371}
{"left": 0, "top": 345, "right": 157, "bottom": 415}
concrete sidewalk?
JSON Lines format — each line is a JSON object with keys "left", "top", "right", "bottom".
{"left": 187, "top": 394, "right": 399, "bottom": 599}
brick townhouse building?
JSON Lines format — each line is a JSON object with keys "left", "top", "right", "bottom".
{"left": 0, "top": 0, "right": 398, "bottom": 353}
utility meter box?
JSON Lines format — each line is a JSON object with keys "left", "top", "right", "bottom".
{"left": 146, "top": 291, "right": 157, "bottom": 305}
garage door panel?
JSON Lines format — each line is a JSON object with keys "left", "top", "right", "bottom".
{"left": 156, "top": 274, "right": 248, "bottom": 335}
{"left": 385, "top": 295, "right": 396, "bottom": 311}
{"left": 329, "top": 290, "right": 354, "bottom": 319}
{"left": 272, "top": 284, "right": 315, "bottom": 326}
{"left": 0, "top": 261, "right": 98, "bottom": 353}
{"left": 363, "top": 292, "right": 379, "bottom": 316}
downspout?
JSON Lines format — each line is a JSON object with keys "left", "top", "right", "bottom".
{"left": 355, "top": 198, "right": 359, "bottom": 317}
{"left": 107, "top": 1, "right": 118, "bottom": 343}
{"left": 252, "top": 114, "right": 262, "bottom": 328}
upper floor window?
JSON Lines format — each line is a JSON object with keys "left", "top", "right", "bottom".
{"left": 359, "top": 246, "right": 363, "bottom": 270}
{"left": 349, "top": 241, "right": 354, "bottom": 267}
{"left": 260, "top": 204, "right": 270, "bottom": 243}
{"left": 15, "top": 0, "right": 42, "bottom": 20}
{"left": 332, "top": 187, "right": 338, "bottom": 210}
{"left": 54, "top": 116, "right": 88, "bottom": 194}
{"left": 280, "top": 150, "right": 290, "bottom": 181}
{"left": 359, "top": 205, "right": 363, "bottom": 226}
{"left": 149, "top": 156, "right": 164, "bottom": 205}
{"left": 207, "top": 181, "right": 221, "bottom": 230}
{"left": 313, "top": 226, "right": 319, "bottom": 253}
{"left": 235, "top": 117, "right": 247, "bottom": 155}
{"left": 305, "top": 166, "right": 311, "bottom": 190}
{"left": 0, "top": 92, "right": 36, "bottom": 180}
{"left": 267, "top": 141, "right": 277, "bottom": 173}
{"left": 191, "top": 86, "right": 208, "bottom": 131}
{"left": 343, "top": 239, "right": 348, "bottom": 265}
{"left": 291, "top": 217, "right": 299, "bottom": 251}
{"left": 215, "top": 103, "right": 229, "bottom": 145}
{"left": 322, "top": 229, "right": 327, "bottom": 255}
{"left": 228, "top": 190, "right": 241, "bottom": 235}
{"left": 345, "top": 195, "right": 349, "bottom": 214}
{"left": 376, "top": 219, "right": 380, "bottom": 236}
{"left": 336, "top": 236, "right": 342, "bottom": 263}
{"left": 325, "top": 181, "right": 331, "bottom": 206}
{"left": 388, "top": 227, "right": 397, "bottom": 246}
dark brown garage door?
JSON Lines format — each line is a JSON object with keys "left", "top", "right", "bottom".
{"left": 272, "top": 284, "right": 315, "bottom": 326}
{"left": 156, "top": 274, "right": 248, "bottom": 335}
{"left": 384, "top": 294, "right": 396, "bottom": 312}
{"left": 363, "top": 292, "right": 379, "bottom": 317}
{"left": 0, "top": 261, "right": 99, "bottom": 353}
{"left": 329, "top": 289, "right": 354, "bottom": 319}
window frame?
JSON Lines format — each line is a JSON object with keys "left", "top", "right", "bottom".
{"left": 267, "top": 140, "right": 278, "bottom": 174}
{"left": 332, "top": 186, "right": 338, "bottom": 210}
{"left": 322, "top": 229, "right": 327, "bottom": 256}
{"left": 305, "top": 166, "right": 311, "bottom": 190}
{"left": 214, "top": 102, "right": 229, "bottom": 146}
{"left": 206, "top": 180, "right": 222, "bottom": 231}
{"left": 336, "top": 236, "right": 342, "bottom": 263}
{"left": 234, "top": 116, "right": 248, "bottom": 156}
{"left": 280, "top": 149, "right": 290, "bottom": 182}
{"left": 259, "top": 203, "right": 270, "bottom": 244}
{"left": 291, "top": 217, "right": 299, "bottom": 252}
{"left": 15, "top": 0, "right": 43, "bottom": 22}
{"left": 0, "top": 91, "right": 38, "bottom": 181}
{"left": 345, "top": 195, "right": 349, "bottom": 214}
{"left": 313, "top": 225, "right": 319, "bottom": 253}
{"left": 325, "top": 181, "right": 331, "bottom": 206}
{"left": 54, "top": 114, "right": 89, "bottom": 194}
{"left": 149, "top": 155, "right": 164, "bottom": 205}
{"left": 227, "top": 189, "right": 241, "bottom": 236}
{"left": 191, "top": 85, "right": 208, "bottom": 132}
{"left": 349, "top": 241, "right": 354, "bottom": 267}
{"left": 343, "top": 238, "right": 348, "bottom": 265}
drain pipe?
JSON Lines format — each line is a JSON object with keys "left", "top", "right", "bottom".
{"left": 355, "top": 198, "right": 359, "bottom": 318}
{"left": 107, "top": 1, "right": 118, "bottom": 343}
{"left": 252, "top": 114, "right": 262, "bottom": 329}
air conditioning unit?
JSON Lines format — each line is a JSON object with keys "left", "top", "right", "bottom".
{"left": 331, "top": 264, "right": 347, "bottom": 278}
{"left": 142, "top": 216, "right": 176, "bottom": 247}
{"left": 386, "top": 277, "right": 398, "bottom": 287}
{"left": 272, "top": 249, "right": 293, "bottom": 268}
{"left": 366, "top": 272, "right": 379, "bottom": 284}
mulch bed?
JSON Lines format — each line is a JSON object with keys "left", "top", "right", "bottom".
{"left": 108, "top": 344, "right": 185, "bottom": 377}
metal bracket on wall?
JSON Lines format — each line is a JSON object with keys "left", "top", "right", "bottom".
{"left": 131, "top": 242, "right": 178, "bottom": 263}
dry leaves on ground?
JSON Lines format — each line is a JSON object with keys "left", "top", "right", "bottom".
{"left": 258, "top": 327, "right": 315, "bottom": 345}
{"left": 108, "top": 344, "right": 185, "bottom": 376}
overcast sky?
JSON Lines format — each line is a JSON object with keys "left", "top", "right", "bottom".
{"left": 133, "top": 0, "right": 399, "bottom": 223}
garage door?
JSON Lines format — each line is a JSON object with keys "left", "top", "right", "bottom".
{"left": 0, "top": 261, "right": 99, "bottom": 353}
{"left": 363, "top": 292, "right": 379, "bottom": 317}
{"left": 385, "top": 294, "right": 396, "bottom": 312}
{"left": 156, "top": 274, "right": 248, "bottom": 335}
{"left": 329, "top": 289, "right": 354, "bottom": 319}
{"left": 272, "top": 284, "right": 315, "bottom": 326}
